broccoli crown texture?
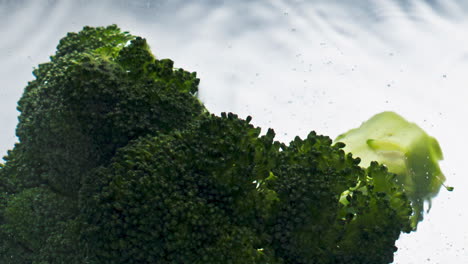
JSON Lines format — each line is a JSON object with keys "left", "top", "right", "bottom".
{"left": 14, "top": 25, "right": 204, "bottom": 197}
{"left": 1, "top": 25, "right": 204, "bottom": 263}
{"left": 0, "top": 25, "right": 430, "bottom": 264}
{"left": 80, "top": 113, "right": 280, "bottom": 264}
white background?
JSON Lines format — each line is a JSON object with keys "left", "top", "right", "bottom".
{"left": 0, "top": 0, "right": 467, "bottom": 262}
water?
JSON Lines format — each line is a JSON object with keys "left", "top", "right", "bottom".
{"left": 1, "top": 0, "right": 467, "bottom": 262}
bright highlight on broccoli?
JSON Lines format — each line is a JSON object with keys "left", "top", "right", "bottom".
{"left": 335, "top": 111, "right": 451, "bottom": 228}
{"left": 0, "top": 25, "right": 449, "bottom": 264}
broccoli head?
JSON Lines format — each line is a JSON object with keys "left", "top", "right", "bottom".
{"left": 0, "top": 25, "right": 446, "bottom": 264}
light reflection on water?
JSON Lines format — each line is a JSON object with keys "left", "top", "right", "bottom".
{"left": 1, "top": 0, "right": 467, "bottom": 263}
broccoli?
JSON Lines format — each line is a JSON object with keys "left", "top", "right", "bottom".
{"left": 0, "top": 25, "right": 447, "bottom": 264}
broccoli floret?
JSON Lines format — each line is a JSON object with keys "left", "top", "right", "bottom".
{"left": 1, "top": 25, "right": 205, "bottom": 263}
{"left": 14, "top": 25, "right": 205, "bottom": 196}
{"left": 335, "top": 111, "right": 450, "bottom": 228}
{"left": 80, "top": 113, "right": 281, "bottom": 264}
{"left": 265, "top": 133, "right": 412, "bottom": 264}
{"left": 0, "top": 25, "right": 447, "bottom": 264}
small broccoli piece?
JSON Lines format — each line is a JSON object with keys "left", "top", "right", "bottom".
{"left": 265, "top": 133, "right": 412, "bottom": 264}
{"left": 335, "top": 111, "right": 449, "bottom": 228}
{"left": 332, "top": 162, "right": 413, "bottom": 264}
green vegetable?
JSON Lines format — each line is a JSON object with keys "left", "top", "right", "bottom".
{"left": 335, "top": 111, "right": 450, "bottom": 228}
{"left": 0, "top": 25, "right": 448, "bottom": 264}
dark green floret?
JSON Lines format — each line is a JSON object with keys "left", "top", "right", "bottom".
{"left": 80, "top": 113, "right": 280, "bottom": 263}
{"left": 1, "top": 24, "right": 205, "bottom": 263}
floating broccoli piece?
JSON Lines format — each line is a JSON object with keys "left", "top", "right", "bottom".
{"left": 335, "top": 111, "right": 450, "bottom": 228}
